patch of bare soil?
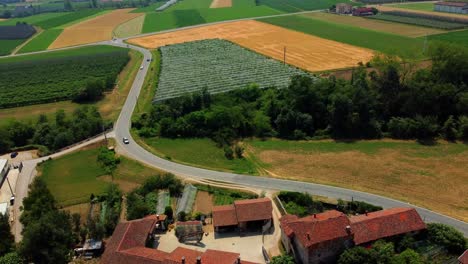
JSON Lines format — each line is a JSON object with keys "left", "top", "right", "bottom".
{"left": 209, "top": 0, "right": 232, "bottom": 8}
{"left": 193, "top": 191, "right": 214, "bottom": 214}
{"left": 256, "top": 148, "right": 468, "bottom": 222}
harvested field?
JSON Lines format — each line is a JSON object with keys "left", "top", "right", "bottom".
{"left": 114, "top": 14, "right": 145, "bottom": 38}
{"left": 49, "top": 9, "right": 142, "bottom": 49}
{"left": 248, "top": 140, "right": 468, "bottom": 222}
{"left": 306, "top": 12, "right": 446, "bottom": 37}
{"left": 129, "top": 20, "right": 374, "bottom": 71}
{"left": 193, "top": 191, "right": 214, "bottom": 214}
{"left": 210, "top": 0, "right": 232, "bottom": 8}
{"left": 373, "top": 5, "right": 468, "bottom": 19}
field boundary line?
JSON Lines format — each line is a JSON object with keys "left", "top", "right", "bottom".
{"left": 11, "top": 27, "right": 43, "bottom": 55}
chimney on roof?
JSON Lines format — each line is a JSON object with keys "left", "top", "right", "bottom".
{"left": 197, "top": 256, "right": 201, "bottom": 264}
{"left": 365, "top": 211, "right": 368, "bottom": 216}
{"left": 346, "top": 225, "right": 351, "bottom": 234}
{"left": 181, "top": 256, "right": 185, "bottom": 264}
{"left": 306, "top": 232, "right": 311, "bottom": 241}
{"left": 237, "top": 256, "right": 241, "bottom": 264}
{"left": 156, "top": 214, "right": 160, "bottom": 220}
{"left": 313, "top": 214, "right": 317, "bottom": 218}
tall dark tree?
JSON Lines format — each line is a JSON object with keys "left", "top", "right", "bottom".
{"left": 0, "top": 213, "right": 14, "bottom": 256}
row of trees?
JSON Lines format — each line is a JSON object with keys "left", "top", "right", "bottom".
{"left": 134, "top": 43, "right": 468, "bottom": 145}
{"left": 0, "top": 106, "right": 107, "bottom": 155}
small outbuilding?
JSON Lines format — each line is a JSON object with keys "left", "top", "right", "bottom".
{"left": 353, "top": 7, "right": 374, "bottom": 16}
{"left": 212, "top": 198, "right": 273, "bottom": 233}
{"left": 175, "top": 221, "right": 204, "bottom": 243}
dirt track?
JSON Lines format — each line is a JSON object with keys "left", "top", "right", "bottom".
{"left": 49, "top": 9, "right": 142, "bottom": 49}
{"left": 129, "top": 20, "right": 374, "bottom": 72}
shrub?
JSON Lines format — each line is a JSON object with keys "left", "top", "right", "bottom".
{"left": 224, "top": 146, "right": 234, "bottom": 160}
{"left": 427, "top": 223, "right": 467, "bottom": 254}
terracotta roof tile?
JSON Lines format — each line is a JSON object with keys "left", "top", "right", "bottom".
{"left": 281, "top": 210, "right": 351, "bottom": 248}
{"left": 350, "top": 208, "right": 426, "bottom": 245}
{"left": 459, "top": 249, "right": 468, "bottom": 264}
{"left": 121, "top": 247, "right": 168, "bottom": 262}
{"left": 212, "top": 205, "right": 238, "bottom": 227}
{"left": 201, "top": 249, "right": 239, "bottom": 264}
{"left": 164, "top": 247, "right": 201, "bottom": 264}
{"left": 234, "top": 198, "right": 272, "bottom": 222}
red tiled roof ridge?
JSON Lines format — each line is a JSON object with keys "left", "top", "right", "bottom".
{"left": 350, "top": 207, "right": 415, "bottom": 222}
{"left": 212, "top": 204, "right": 235, "bottom": 211}
{"left": 458, "top": 249, "right": 468, "bottom": 264}
{"left": 116, "top": 222, "right": 133, "bottom": 252}
{"left": 233, "top": 197, "right": 270, "bottom": 205}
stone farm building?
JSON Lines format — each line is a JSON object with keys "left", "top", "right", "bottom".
{"left": 101, "top": 215, "right": 259, "bottom": 264}
{"left": 434, "top": 1, "right": 468, "bottom": 14}
{"left": 212, "top": 197, "right": 273, "bottom": 233}
{"left": 336, "top": 3, "right": 353, "bottom": 14}
{"left": 280, "top": 207, "right": 426, "bottom": 264}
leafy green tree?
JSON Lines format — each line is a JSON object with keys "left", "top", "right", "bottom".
{"left": 392, "top": 249, "right": 423, "bottom": 264}
{"left": 338, "top": 246, "right": 370, "bottom": 264}
{"left": 459, "top": 116, "right": 468, "bottom": 140}
{"left": 64, "top": 0, "right": 73, "bottom": 10}
{"left": 19, "top": 210, "right": 74, "bottom": 264}
{"left": 0, "top": 128, "right": 12, "bottom": 154}
{"left": 0, "top": 252, "right": 24, "bottom": 264}
{"left": 441, "top": 115, "right": 458, "bottom": 141}
{"left": 97, "top": 147, "right": 120, "bottom": 174}
{"left": 164, "top": 206, "right": 173, "bottom": 220}
{"left": 427, "top": 223, "right": 467, "bottom": 254}
{"left": 0, "top": 213, "right": 14, "bottom": 256}
{"left": 270, "top": 254, "right": 295, "bottom": 264}
{"left": 224, "top": 146, "right": 234, "bottom": 160}
{"left": 234, "top": 144, "right": 244, "bottom": 158}
{"left": 20, "top": 177, "right": 56, "bottom": 228}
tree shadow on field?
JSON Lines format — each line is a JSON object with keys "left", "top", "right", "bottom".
{"left": 416, "top": 138, "right": 437, "bottom": 146}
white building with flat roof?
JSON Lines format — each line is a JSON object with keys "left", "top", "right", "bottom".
{"left": 0, "top": 202, "right": 7, "bottom": 216}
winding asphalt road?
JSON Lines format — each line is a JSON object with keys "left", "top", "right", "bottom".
{"left": 4, "top": 13, "right": 467, "bottom": 238}
{"left": 106, "top": 41, "right": 468, "bottom": 236}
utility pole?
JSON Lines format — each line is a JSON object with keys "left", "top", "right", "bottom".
{"left": 6, "top": 176, "right": 14, "bottom": 195}
{"left": 102, "top": 124, "right": 108, "bottom": 146}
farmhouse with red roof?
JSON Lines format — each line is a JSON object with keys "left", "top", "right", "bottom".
{"left": 280, "top": 208, "right": 426, "bottom": 264}
{"left": 458, "top": 249, "right": 468, "bottom": 264}
{"left": 212, "top": 197, "right": 273, "bottom": 233}
{"left": 101, "top": 215, "right": 259, "bottom": 264}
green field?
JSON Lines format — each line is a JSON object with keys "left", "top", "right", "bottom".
{"left": 136, "top": 137, "right": 258, "bottom": 174}
{"left": 141, "top": 5, "right": 281, "bottom": 33}
{"left": 40, "top": 146, "right": 110, "bottom": 206}
{"left": 34, "top": 9, "right": 103, "bottom": 29}
{"left": 195, "top": 184, "right": 258, "bottom": 205}
{"left": 0, "top": 12, "right": 68, "bottom": 26}
{"left": 0, "top": 45, "right": 129, "bottom": 108}
{"left": 389, "top": 2, "right": 435, "bottom": 12}
{"left": 427, "top": 29, "right": 468, "bottom": 47}
{"left": 257, "top": 0, "right": 357, "bottom": 12}
{"left": 40, "top": 143, "right": 163, "bottom": 206}
{"left": 259, "top": 15, "right": 426, "bottom": 59}
{"left": 369, "top": 13, "right": 466, "bottom": 30}
{"left": 0, "top": 39, "right": 26, "bottom": 56}
{"left": 18, "top": 29, "right": 63, "bottom": 53}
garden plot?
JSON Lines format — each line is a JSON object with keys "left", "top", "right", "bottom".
{"left": 176, "top": 184, "right": 197, "bottom": 214}
{"left": 155, "top": 39, "right": 310, "bottom": 102}
{"left": 156, "top": 190, "right": 170, "bottom": 214}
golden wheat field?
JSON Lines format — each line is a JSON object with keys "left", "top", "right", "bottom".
{"left": 128, "top": 20, "right": 375, "bottom": 72}
{"left": 49, "top": 9, "right": 142, "bottom": 49}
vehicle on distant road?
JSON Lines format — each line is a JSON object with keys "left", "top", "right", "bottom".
{"left": 123, "top": 137, "right": 130, "bottom": 144}
{"left": 10, "top": 152, "right": 18, "bottom": 158}
{"left": 140, "top": 66, "right": 144, "bottom": 70}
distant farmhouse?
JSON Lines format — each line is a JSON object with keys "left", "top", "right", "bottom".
{"left": 336, "top": 3, "right": 353, "bottom": 14}
{"left": 434, "top": 1, "right": 468, "bottom": 14}
{"left": 353, "top": 7, "right": 375, "bottom": 16}
{"left": 102, "top": 214, "right": 259, "bottom": 264}
{"left": 280, "top": 208, "right": 426, "bottom": 264}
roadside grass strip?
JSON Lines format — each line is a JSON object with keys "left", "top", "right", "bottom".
{"left": 155, "top": 39, "right": 311, "bottom": 102}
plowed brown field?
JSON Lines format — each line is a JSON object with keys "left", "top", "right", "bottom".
{"left": 305, "top": 12, "right": 446, "bottom": 37}
{"left": 210, "top": 0, "right": 232, "bottom": 8}
{"left": 128, "top": 20, "right": 375, "bottom": 72}
{"left": 49, "top": 9, "right": 142, "bottom": 49}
